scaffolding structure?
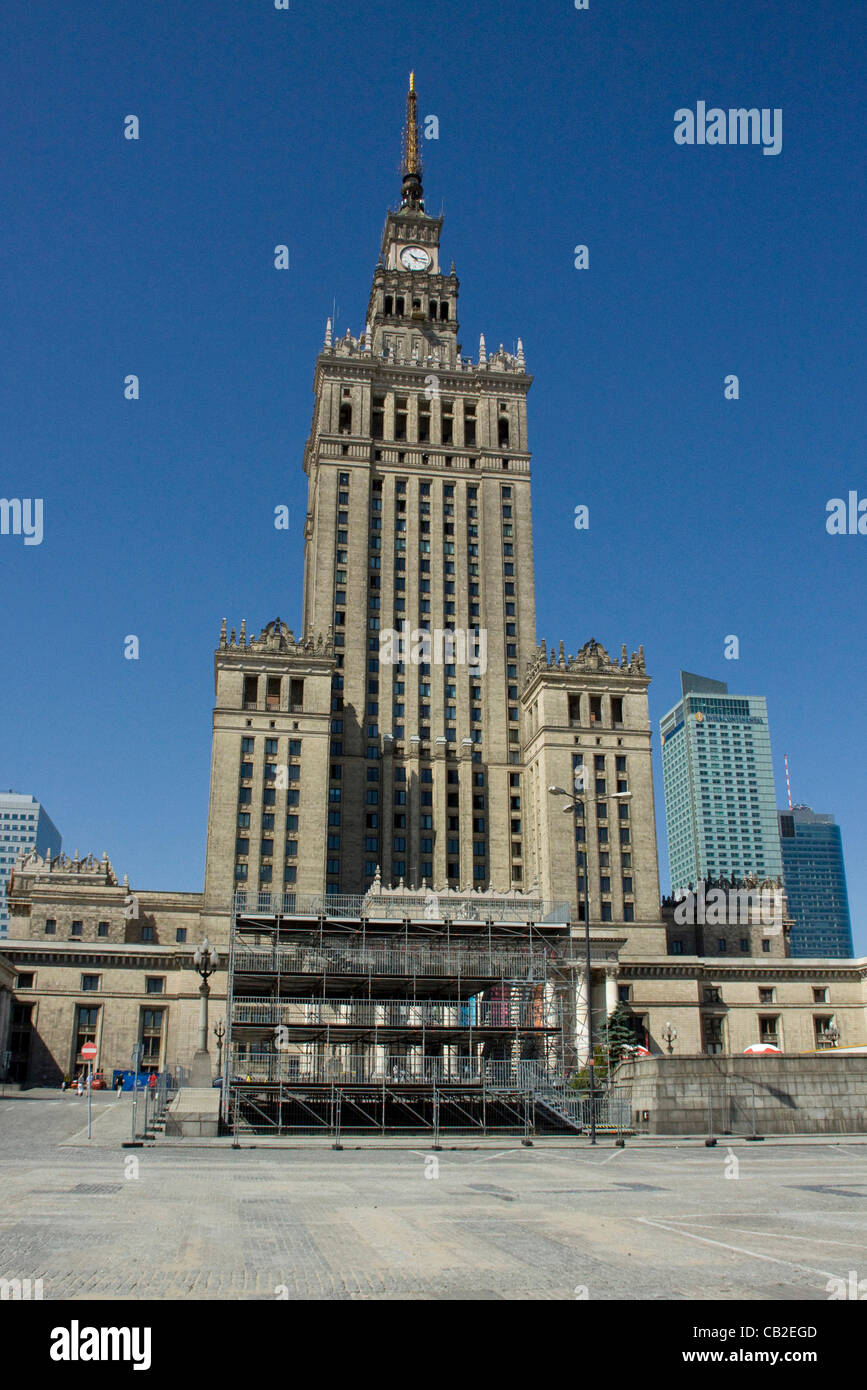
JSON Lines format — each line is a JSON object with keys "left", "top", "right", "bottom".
{"left": 222, "top": 891, "right": 579, "bottom": 1136}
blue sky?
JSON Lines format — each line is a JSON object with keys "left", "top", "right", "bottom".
{"left": 1, "top": 1, "right": 864, "bottom": 949}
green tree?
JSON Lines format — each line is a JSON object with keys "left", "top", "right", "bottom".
{"left": 600, "top": 1004, "right": 637, "bottom": 1072}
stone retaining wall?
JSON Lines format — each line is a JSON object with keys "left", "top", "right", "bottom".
{"left": 615, "top": 1054, "right": 867, "bottom": 1135}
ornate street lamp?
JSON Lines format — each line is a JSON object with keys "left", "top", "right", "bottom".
{"left": 190, "top": 938, "right": 219, "bottom": 1085}
{"left": 662, "top": 1020, "right": 678, "bottom": 1055}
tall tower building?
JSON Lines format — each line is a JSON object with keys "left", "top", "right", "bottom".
{"left": 660, "top": 672, "right": 782, "bottom": 894}
{"left": 202, "top": 77, "right": 663, "bottom": 942}
{"left": 0, "top": 792, "right": 62, "bottom": 937}
{"left": 293, "top": 73, "right": 535, "bottom": 898}
{"left": 779, "top": 805, "right": 854, "bottom": 958}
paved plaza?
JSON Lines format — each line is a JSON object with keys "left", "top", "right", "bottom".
{"left": 0, "top": 1092, "right": 865, "bottom": 1300}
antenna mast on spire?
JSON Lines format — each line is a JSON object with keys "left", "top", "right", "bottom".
{"left": 784, "top": 754, "right": 793, "bottom": 810}
{"left": 400, "top": 72, "right": 424, "bottom": 210}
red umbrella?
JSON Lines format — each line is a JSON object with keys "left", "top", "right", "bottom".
{"left": 743, "top": 1043, "right": 782, "bottom": 1054}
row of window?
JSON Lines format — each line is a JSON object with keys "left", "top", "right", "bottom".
{"left": 73, "top": 1004, "right": 164, "bottom": 1073}
{"left": 242, "top": 676, "right": 304, "bottom": 713}
{"left": 17, "top": 971, "right": 164, "bottom": 995}
{"left": 42, "top": 918, "right": 189, "bottom": 944}
{"left": 370, "top": 394, "right": 509, "bottom": 449}
{"left": 670, "top": 938, "right": 773, "bottom": 955}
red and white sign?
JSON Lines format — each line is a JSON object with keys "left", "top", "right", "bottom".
{"left": 80, "top": 1042, "right": 98, "bottom": 1060}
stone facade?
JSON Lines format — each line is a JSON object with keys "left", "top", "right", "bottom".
{"left": 3, "top": 850, "right": 222, "bottom": 1084}
{"left": 202, "top": 618, "right": 335, "bottom": 948}
{"left": 618, "top": 955, "right": 867, "bottom": 1056}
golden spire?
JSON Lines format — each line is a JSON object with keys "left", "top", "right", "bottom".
{"left": 400, "top": 72, "right": 423, "bottom": 209}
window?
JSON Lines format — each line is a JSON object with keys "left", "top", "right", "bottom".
{"left": 145, "top": 977, "right": 165, "bottom": 995}
{"left": 759, "top": 1016, "right": 779, "bottom": 1045}
{"left": 139, "top": 1008, "right": 164, "bottom": 1073}
{"left": 176, "top": 929, "right": 187, "bottom": 944}
{"left": 44, "top": 918, "right": 56, "bottom": 936}
{"left": 75, "top": 1005, "right": 100, "bottom": 1062}
{"left": 97, "top": 921, "right": 110, "bottom": 938}
{"left": 71, "top": 920, "right": 83, "bottom": 937}
{"left": 16, "top": 972, "right": 35, "bottom": 989}
{"left": 758, "top": 987, "right": 775, "bottom": 1004}
{"left": 813, "top": 987, "right": 829, "bottom": 1004}
{"left": 814, "top": 1015, "right": 837, "bottom": 1047}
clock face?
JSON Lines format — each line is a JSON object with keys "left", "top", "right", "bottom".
{"left": 400, "top": 244, "right": 431, "bottom": 271}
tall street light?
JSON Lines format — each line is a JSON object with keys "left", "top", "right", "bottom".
{"left": 190, "top": 938, "right": 220, "bottom": 1086}
{"left": 548, "top": 778, "right": 632, "bottom": 1146}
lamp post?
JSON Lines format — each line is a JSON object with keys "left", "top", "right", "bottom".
{"left": 662, "top": 1020, "right": 678, "bottom": 1055}
{"left": 213, "top": 1017, "right": 226, "bottom": 1076}
{"left": 190, "top": 938, "right": 219, "bottom": 1086}
{"left": 549, "top": 779, "right": 632, "bottom": 1146}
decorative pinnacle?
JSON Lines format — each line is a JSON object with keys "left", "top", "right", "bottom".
{"left": 400, "top": 73, "right": 424, "bottom": 210}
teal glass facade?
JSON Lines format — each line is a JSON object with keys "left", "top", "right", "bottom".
{"left": 660, "top": 672, "right": 782, "bottom": 894}
{"left": 779, "top": 806, "right": 853, "bottom": 958}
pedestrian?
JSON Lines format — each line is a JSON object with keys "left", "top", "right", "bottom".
{"left": 76, "top": 1075, "right": 84, "bottom": 1097}
{"left": 60, "top": 1074, "right": 68, "bottom": 1092}
{"left": 148, "top": 1072, "right": 156, "bottom": 1090}
{"left": 114, "top": 1074, "right": 124, "bottom": 1098}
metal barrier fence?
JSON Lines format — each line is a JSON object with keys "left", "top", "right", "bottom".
{"left": 535, "top": 1085, "right": 632, "bottom": 1134}
{"left": 704, "top": 1080, "right": 762, "bottom": 1138}
{"left": 132, "top": 1072, "right": 171, "bottom": 1139}
{"left": 222, "top": 1080, "right": 631, "bottom": 1139}
{"left": 226, "top": 1082, "right": 540, "bottom": 1138}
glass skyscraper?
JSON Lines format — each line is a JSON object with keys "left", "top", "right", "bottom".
{"left": 779, "top": 805, "right": 854, "bottom": 958}
{"left": 0, "top": 793, "right": 62, "bottom": 937}
{"left": 660, "top": 672, "right": 782, "bottom": 894}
